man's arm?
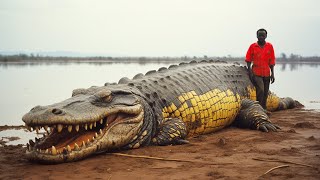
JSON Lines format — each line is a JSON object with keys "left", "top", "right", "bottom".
{"left": 245, "top": 45, "right": 253, "bottom": 82}
{"left": 247, "top": 62, "right": 253, "bottom": 82}
{"left": 270, "top": 65, "right": 275, "bottom": 84}
{"left": 246, "top": 62, "right": 251, "bottom": 69}
{"left": 247, "top": 62, "right": 252, "bottom": 72}
{"left": 269, "top": 44, "right": 276, "bottom": 84}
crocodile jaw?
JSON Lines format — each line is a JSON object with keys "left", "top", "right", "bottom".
{"left": 24, "top": 104, "right": 144, "bottom": 164}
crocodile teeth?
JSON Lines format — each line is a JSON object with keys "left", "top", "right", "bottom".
{"left": 26, "top": 125, "right": 32, "bottom": 132}
{"left": 95, "top": 133, "right": 98, "bottom": 138}
{"left": 45, "top": 149, "right": 49, "bottom": 154}
{"left": 67, "top": 145, "right": 72, "bottom": 152}
{"left": 44, "top": 125, "right": 49, "bottom": 132}
{"left": 94, "top": 122, "right": 97, "bottom": 127}
{"left": 89, "top": 123, "right": 93, "bottom": 129}
{"left": 75, "top": 125, "right": 80, "bottom": 132}
{"left": 27, "top": 143, "right": 30, "bottom": 151}
{"left": 99, "top": 129, "right": 103, "bottom": 134}
{"left": 52, "top": 146, "right": 57, "bottom": 155}
{"left": 63, "top": 148, "right": 68, "bottom": 154}
{"left": 74, "top": 143, "right": 80, "bottom": 151}
{"left": 29, "top": 140, "right": 35, "bottom": 147}
{"left": 82, "top": 141, "right": 86, "bottom": 148}
{"left": 35, "top": 126, "right": 39, "bottom": 134}
{"left": 68, "top": 125, "right": 72, "bottom": 132}
{"left": 106, "top": 123, "right": 109, "bottom": 127}
{"left": 57, "top": 124, "right": 63, "bottom": 133}
{"left": 84, "top": 124, "right": 88, "bottom": 130}
{"left": 92, "top": 136, "right": 95, "bottom": 141}
{"left": 100, "top": 119, "right": 103, "bottom": 124}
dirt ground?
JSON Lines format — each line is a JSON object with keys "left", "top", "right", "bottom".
{"left": 0, "top": 108, "right": 319, "bottom": 180}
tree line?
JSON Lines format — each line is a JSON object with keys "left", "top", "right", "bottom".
{"left": 0, "top": 53, "right": 319, "bottom": 63}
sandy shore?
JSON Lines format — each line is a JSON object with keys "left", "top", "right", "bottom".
{"left": 0, "top": 108, "right": 319, "bottom": 179}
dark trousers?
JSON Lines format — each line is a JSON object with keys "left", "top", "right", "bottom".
{"left": 253, "top": 75, "right": 270, "bottom": 109}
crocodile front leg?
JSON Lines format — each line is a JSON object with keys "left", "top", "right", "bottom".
{"left": 234, "top": 99, "right": 280, "bottom": 132}
{"left": 152, "top": 118, "right": 188, "bottom": 145}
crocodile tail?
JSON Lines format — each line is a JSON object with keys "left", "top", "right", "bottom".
{"left": 277, "top": 97, "right": 299, "bottom": 110}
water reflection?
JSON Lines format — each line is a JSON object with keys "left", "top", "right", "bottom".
{"left": 0, "top": 60, "right": 319, "bottom": 126}
{"left": 279, "top": 62, "right": 320, "bottom": 71}
{"left": 2, "top": 60, "right": 320, "bottom": 71}
{"left": 0, "top": 59, "right": 184, "bottom": 68}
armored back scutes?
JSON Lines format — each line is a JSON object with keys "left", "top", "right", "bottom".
{"left": 105, "top": 60, "right": 253, "bottom": 135}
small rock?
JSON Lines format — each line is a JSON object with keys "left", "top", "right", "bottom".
{"left": 294, "top": 122, "right": 316, "bottom": 128}
{"left": 308, "top": 136, "right": 316, "bottom": 141}
{"left": 287, "top": 129, "right": 296, "bottom": 133}
{"left": 218, "top": 138, "right": 226, "bottom": 146}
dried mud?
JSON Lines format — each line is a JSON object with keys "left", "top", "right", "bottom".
{"left": 0, "top": 108, "right": 319, "bottom": 180}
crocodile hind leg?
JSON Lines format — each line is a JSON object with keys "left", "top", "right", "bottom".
{"left": 234, "top": 99, "right": 281, "bottom": 132}
{"left": 152, "top": 118, "right": 188, "bottom": 145}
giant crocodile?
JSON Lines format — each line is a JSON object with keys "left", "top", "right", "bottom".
{"left": 22, "top": 60, "right": 297, "bottom": 163}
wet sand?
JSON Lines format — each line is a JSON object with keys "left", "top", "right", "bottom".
{"left": 0, "top": 108, "right": 319, "bottom": 179}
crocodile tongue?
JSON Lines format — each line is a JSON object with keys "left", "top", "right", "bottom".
{"left": 35, "top": 128, "right": 97, "bottom": 153}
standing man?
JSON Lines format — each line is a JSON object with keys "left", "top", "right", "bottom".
{"left": 245, "top": 28, "right": 275, "bottom": 110}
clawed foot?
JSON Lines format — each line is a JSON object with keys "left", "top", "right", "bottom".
{"left": 173, "top": 139, "right": 190, "bottom": 145}
{"left": 257, "top": 121, "right": 281, "bottom": 132}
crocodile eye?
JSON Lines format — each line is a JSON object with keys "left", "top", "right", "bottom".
{"left": 94, "top": 89, "right": 113, "bottom": 102}
{"left": 104, "top": 94, "right": 113, "bottom": 102}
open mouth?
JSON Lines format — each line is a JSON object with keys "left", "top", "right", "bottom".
{"left": 24, "top": 105, "right": 143, "bottom": 157}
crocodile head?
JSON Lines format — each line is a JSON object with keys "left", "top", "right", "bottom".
{"left": 22, "top": 85, "right": 153, "bottom": 163}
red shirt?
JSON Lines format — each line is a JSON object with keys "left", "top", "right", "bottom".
{"left": 245, "top": 42, "right": 275, "bottom": 77}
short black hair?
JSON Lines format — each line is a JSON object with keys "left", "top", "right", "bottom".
{"left": 257, "top": 28, "right": 267, "bottom": 36}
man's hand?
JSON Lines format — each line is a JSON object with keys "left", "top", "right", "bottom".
{"left": 246, "top": 62, "right": 253, "bottom": 82}
{"left": 270, "top": 65, "right": 275, "bottom": 84}
{"left": 270, "top": 74, "right": 275, "bottom": 84}
{"left": 248, "top": 69, "right": 254, "bottom": 82}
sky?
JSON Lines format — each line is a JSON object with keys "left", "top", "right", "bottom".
{"left": 0, "top": 0, "right": 319, "bottom": 57}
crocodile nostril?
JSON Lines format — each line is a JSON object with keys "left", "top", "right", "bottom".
{"left": 52, "top": 108, "right": 63, "bottom": 115}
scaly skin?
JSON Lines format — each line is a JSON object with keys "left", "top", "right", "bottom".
{"left": 22, "top": 60, "right": 296, "bottom": 163}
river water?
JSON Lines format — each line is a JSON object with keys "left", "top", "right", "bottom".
{"left": 0, "top": 61, "right": 319, "bottom": 126}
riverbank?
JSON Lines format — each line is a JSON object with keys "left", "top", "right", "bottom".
{"left": 0, "top": 108, "right": 319, "bottom": 179}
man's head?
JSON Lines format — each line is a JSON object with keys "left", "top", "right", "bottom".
{"left": 256, "top": 28, "right": 267, "bottom": 43}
